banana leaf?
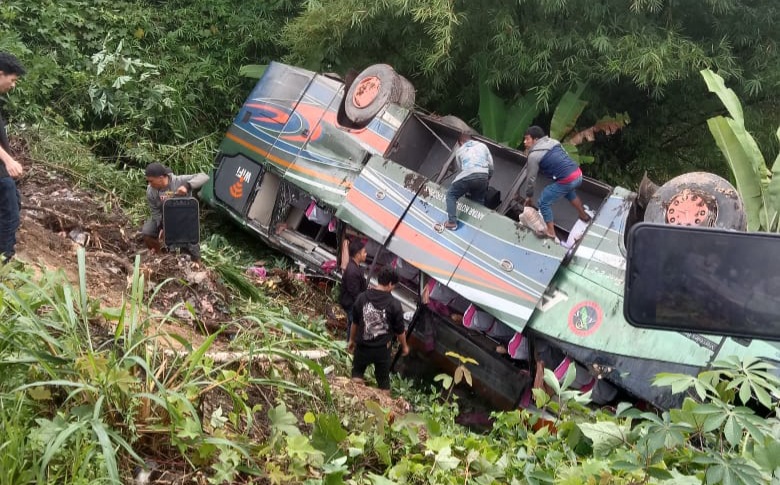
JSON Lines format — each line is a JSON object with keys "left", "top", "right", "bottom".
{"left": 478, "top": 73, "right": 506, "bottom": 142}
{"left": 565, "top": 113, "right": 631, "bottom": 145}
{"left": 702, "top": 69, "right": 779, "bottom": 232}
{"left": 767, "top": 127, "right": 780, "bottom": 231}
{"left": 504, "top": 93, "right": 540, "bottom": 149}
{"left": 706, "top": 116, "right": 763, "bottom": 231}
{"left": 562, "top": 143, "right": 594, "bottom": 165}
{"left": 550, "top": 84, "right": 587, "bottom": 141}
{"left": 701, "top": 69, "right": 744, "bottom": 123}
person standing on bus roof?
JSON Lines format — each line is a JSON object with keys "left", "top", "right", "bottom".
{"left": 522, "top": 126, "right": 591, "bottom": 238}
{"left": 444, "top": 132, "right": 494, "bottom": 230}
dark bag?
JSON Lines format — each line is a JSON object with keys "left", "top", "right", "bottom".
{"left": 163, "top": 196, "right": 200, "bottom": 247}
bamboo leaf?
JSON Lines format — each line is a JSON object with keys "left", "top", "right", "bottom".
{"left": 701, "top": 69, "right": 744, "bottom": 123}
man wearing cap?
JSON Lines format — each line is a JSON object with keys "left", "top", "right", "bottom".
{"left": 142, "top": 162, "right": 209, "bottom": 261}
{"left": 0, "top": 52, "right": 26, "bottom": 264}
{"left": 444, "top": 132, "right": 494, "bottom": 230}
{"left": 522, "top": 126, "right": 591, "bottom": 239}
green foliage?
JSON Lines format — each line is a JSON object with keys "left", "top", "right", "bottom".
{"left": 549, "top": 85, "right": 630, "bottom": 165}
{"left": 478, "top": 72, "right": 539, "bottom": 148}
{"left": 434, "top": 351, "right": 478, "bottom": 403}
{"left": 3, "top": 246, "right": 780, "bottom": 482}
{"left": 0, "top": 0, "right": 299, "bottom": 169}
{"left": 702, "top": 69, "right": 780, "bottom": 231}
{"left": 0, "top": 248, "right": 338, "bottom": 482}
{"left": 282, "top": 1, "right": 779, "bottom": 186}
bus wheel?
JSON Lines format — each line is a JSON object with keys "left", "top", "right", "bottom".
{"left": 345, "top": 64, "right": 415, "bottom": 124}
{"left": 644, "top": 172, "right": 747, "bottom": 230}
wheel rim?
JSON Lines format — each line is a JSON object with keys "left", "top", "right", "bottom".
{"left": 352, "top": 76, "right": 381, "bottom": 108}
{"left": 665, "top": 189, "right": 716, "bottom": 226}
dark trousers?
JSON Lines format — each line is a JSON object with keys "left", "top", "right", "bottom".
{"left": 446, "top": 174, "right": 488, "bottom": 223}
{"left": 352, "top": 343, "right": 392, "bottom": 389}
{"left": 0, "top": 177, "right": 20, "bottom": 262}
{"left": 342, "top": 304, "right": 354, "bottom": 340}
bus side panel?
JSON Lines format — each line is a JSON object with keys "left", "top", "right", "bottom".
{"left": 286, "top": 76, "right": 364, "bottom": 208}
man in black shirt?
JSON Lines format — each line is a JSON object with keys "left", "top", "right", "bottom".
{"left": 348, "top": 268, "right": 410, "bottom": 391}
{"left": 0, "top": 52, "right": 26, "bottom": 264}
{"left": 339, "top": 238, "right": 367, "bottom": 338}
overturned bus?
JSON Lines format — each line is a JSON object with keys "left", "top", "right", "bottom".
{"left": 200, "top": 62, "right": 780, "bottom": 410}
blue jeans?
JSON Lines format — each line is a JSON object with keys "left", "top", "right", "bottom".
{"left": 538, "top": 176, "right": 582, "bottom": 223}
{"left": 446, "top": 174, "right": 488, "bottom": 223}
{"left": 0, "top": 177, "right": 20, "bottom": 262}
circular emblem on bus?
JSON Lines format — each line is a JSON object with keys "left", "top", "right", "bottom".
{"left": 568, "top": 301, "right": 603, "bottom": 337}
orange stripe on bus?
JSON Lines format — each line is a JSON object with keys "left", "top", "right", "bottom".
{"left": 226, "top": 131, "right": 350, "bottom": 187}
{"left": 347, "top": 190, "right": 534, "bottom": 302}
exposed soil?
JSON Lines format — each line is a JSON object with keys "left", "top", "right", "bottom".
{"left": 11, "top": 146, "right": 411, "bottom": 483}
{"left": 16, "top": 162, "right": 229, "bottom": 342}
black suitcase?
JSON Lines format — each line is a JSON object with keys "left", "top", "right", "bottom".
{"left": 163, "top": 196, "right": 200, "bottom": 248}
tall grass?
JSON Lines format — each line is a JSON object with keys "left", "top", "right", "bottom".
{"left": 0, "top": 247, "right": 341, "bottom": 482}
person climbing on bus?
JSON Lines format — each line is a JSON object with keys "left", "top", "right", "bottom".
{"left": 444, "top": 131, "right": 494, "bottom": 230}
{"left": 522, "top": 126, "right": 591, "bottom": 239}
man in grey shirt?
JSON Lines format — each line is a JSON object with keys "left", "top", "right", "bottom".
{"left": 522, "top": 126, "right": 591, "bottom": 238}
{"left": 142, "top": 162, "right": 209, "bottom": 262}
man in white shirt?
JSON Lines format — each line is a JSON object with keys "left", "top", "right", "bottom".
{"left": 444, "top": 132, "right": 494, "bottom": 230}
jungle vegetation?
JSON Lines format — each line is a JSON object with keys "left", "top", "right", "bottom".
{"left": 1, "top": 0, "right": 779, "bottom": 483}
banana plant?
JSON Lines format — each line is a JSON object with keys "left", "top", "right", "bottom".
{"left": 478, "top": 76, "right": 629, "bottom": 163}
{"left": 701, "top": 69, "right": 780, "bottom": 232}
{"left": 550, "top": 84, "right": 630, "bottom": 164}
{"left": 478, "top": 72, "right": 539, "bottom": 149}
